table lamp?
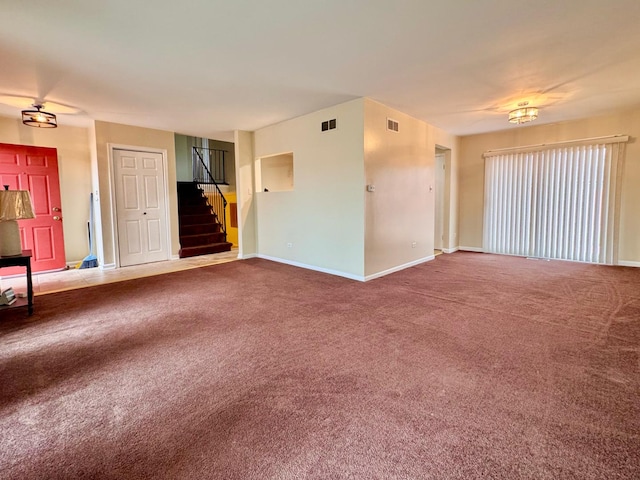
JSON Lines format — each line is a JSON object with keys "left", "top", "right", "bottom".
{"left": 0, "top": 186, "right": 35, "bottom": 257}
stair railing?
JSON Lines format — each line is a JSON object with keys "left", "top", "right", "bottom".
{"left": 193, "top": 147, "right": 226, "bottom": 184}
{"left": 192, "top": 147, "right": 227, "bottom": 241}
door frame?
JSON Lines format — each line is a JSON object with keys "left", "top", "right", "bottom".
{"left": 107, "top": 143, "right": 172, "bottom": 269}
{"left": 434, "top": 153, "right": 446, "bottom": 251}
{"left": 434, "top": 145, "right": 452, "bottom": 253}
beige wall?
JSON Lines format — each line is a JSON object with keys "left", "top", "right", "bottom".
{"left": 0, "top": 115, "right": 92, "bottom": 264}
{"left": 253, "top": 99, "right": 366, "bottom": 278}
{"left": 249, "top": 97, "right": 460, "bottom": 280}
{"left": 364, "top": 99, "right": 431, "bottom": 276}
{"left": 94, "top": 121, "right": 178, "bottom": 267}
{"left": 234, "top": 130, "right": 257, "bottom": 257}
{"left": 363, "top": 99, "right": 459, "bottom": 277}
{"left": 459, "top": 108, "right": 640, "bottom": 263}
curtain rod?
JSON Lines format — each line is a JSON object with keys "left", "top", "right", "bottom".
{"left": 483, "top": 134, "right": 629, "bottom": 157}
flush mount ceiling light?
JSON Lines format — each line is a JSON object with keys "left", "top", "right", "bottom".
{"left": 21, "top": 104, "right": 57, "bottom": 128}
{"left": 508, "top": 101, "right": 538, "bottom": 124}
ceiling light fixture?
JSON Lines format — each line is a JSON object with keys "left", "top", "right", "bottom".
{"left": 21, "top": 104, "right": 57, "bottom": 128}
{"left": 508, "top": 101, "right": 538, "bottom": 124}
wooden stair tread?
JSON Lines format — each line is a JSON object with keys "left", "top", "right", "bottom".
{"left": 177, "top": 181, "right": 230, "bottom": 259}
{"left": 179, "top": 242, "right": 233, "bottom": 258}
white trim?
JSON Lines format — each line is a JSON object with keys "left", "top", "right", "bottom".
{"left": 618, "top": 260, "right": 640, "bottom": 267}
{"left": 240, "top": 253, "right": 258, "bottom": 260}
{"left": 170, "top": 254, "right": 180, "bottom": 261}
{"left": 257, "top": 254, "right": 365, "bottom": 281}
{"left": 364, "top": 256, "right": 435, "bottom": 282}
{"left": 100, "top": 263, "right": 116, "bottom": 270}
{"left": 443, "top": 247, "right": 459, "bottom": 254}
{"left": 108, "top": 144, "right": 172, "bottom": 269}
{"left": 483, "top": 135, "right": 629, "bottom": 157}
{"left": 459, "top": 246, "right": 484, "bottom": 252}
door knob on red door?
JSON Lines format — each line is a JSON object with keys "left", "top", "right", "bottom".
{"left": 53, "top": 216, "right": 61, "bottom": 221}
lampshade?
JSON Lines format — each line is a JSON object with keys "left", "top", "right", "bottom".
{"left": 508, "top": 104, "right": 538, "bottom": 124}
{"left": 0, "top": 188, "right": 35, "bottom": 257}
{"left": 21, "top": 104, "right": 57, "bottom": 128}
{"left": 0, "top": 189, "right": 35, "bottom": 221}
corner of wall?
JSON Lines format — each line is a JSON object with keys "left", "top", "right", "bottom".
{"left": 88, "top": 122, "right": 106, "bottom": 267}
{"left": 234, "top": 130, "right": 257, "bottom": 257}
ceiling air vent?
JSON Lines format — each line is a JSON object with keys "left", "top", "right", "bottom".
{"left": 387, "top": 118, "right": 399, "bottom": 132}
{"left": 321, "top": 118, "right": 337, "bottom": 132}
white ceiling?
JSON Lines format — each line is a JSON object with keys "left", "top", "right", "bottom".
{"left": 1, "top": 0, "right": 639, "bottom": 141}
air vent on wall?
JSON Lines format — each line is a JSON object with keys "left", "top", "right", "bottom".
{"left": 387, "top": 118, "right": 399, "bottom": 132}
{"left": 321, "top": 118, "right": 337, "bottom": 132}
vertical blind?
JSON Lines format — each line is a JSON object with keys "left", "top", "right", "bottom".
{"left": 483, "top": 137, "right": 627, "bottom": 264}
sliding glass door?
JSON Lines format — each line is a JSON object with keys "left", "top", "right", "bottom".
{"left": 483, "top": 138, "right": 627, "bottom": 264}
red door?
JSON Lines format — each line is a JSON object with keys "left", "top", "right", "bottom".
{"left": 0, "top": 143, "right": 66, "bottom": 274}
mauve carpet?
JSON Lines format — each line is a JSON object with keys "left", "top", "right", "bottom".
{"left": 0, "top": 252, "right": 639, "bottom": 479}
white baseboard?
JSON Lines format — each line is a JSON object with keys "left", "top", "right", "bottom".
{"left": 100, "top": 263, "right": 116, "bottom": 270}
{"left": 443, "top": 247, "right": 459, "bottom": 254}
{"left": 254, "top": 254, "right": 438, "bottom": 282}
{"left": 241, "top": 253, "right": 258, "bottom": 260}
{"left": 364, "top": 255, "right": 435, "bottom": 282}
{"left": 618, "top": 260, "right": 640, "bottom": 267}
{"left": 459, "top": 246, "right": 484, "bottom": 253}
{"left": 257, "top": 254, "right": 365, "bottom": 281}
{"left": 170, "top": 254, "right": 180, "bottom": 261}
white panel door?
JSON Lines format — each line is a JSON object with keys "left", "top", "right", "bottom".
{"left": 114, "top": 149, "right": 169, "bottom": 267}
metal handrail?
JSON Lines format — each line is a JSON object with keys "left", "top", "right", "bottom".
{"left": 193, "top": 147, "right": 226, "bottom": 184}
{"left": 192, "top": 147, "right": 227, "bottom": 241}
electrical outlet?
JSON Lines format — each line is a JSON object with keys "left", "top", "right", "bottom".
{"left": 287, "top": 242, "right": 293, "bottom": 248}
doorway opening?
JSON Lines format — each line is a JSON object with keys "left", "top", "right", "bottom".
{"left": 434, "top": 146, "right": 450, "bottom": 256}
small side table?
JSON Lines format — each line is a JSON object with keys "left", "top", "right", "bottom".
{"left": 0, "top": 249, "right": 33, "bottom": 315}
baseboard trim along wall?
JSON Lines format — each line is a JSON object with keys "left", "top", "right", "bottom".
{"left": 443, "top": 247, "right": 459, "bottom": 254}
{"left": 241, "top": 253, "right": 258, "bottom": 260}
{"left": 364, "top": 255, "right": 435, "bottom": 282}
{"left": 100, "top": 263, "right": 116, "bottom": 270}
{"left": 256, "top": 254, "right": 439, "bottom": 282}
{"left": 618, "top": 260, "right": 640, "bottom": 267}
{"left": 459, "top": 246, "right": 484, "bottom": 253}
{"left": 257, "top": 255, "right": 365, "bottom": 281}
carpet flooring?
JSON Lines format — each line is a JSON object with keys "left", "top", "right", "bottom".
{"left": 0, "top": 252, "right": 638, "bottom": 479}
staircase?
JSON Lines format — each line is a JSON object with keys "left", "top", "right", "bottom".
{"left": 178, "top": 182, "right": 232, "bottom": 258}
